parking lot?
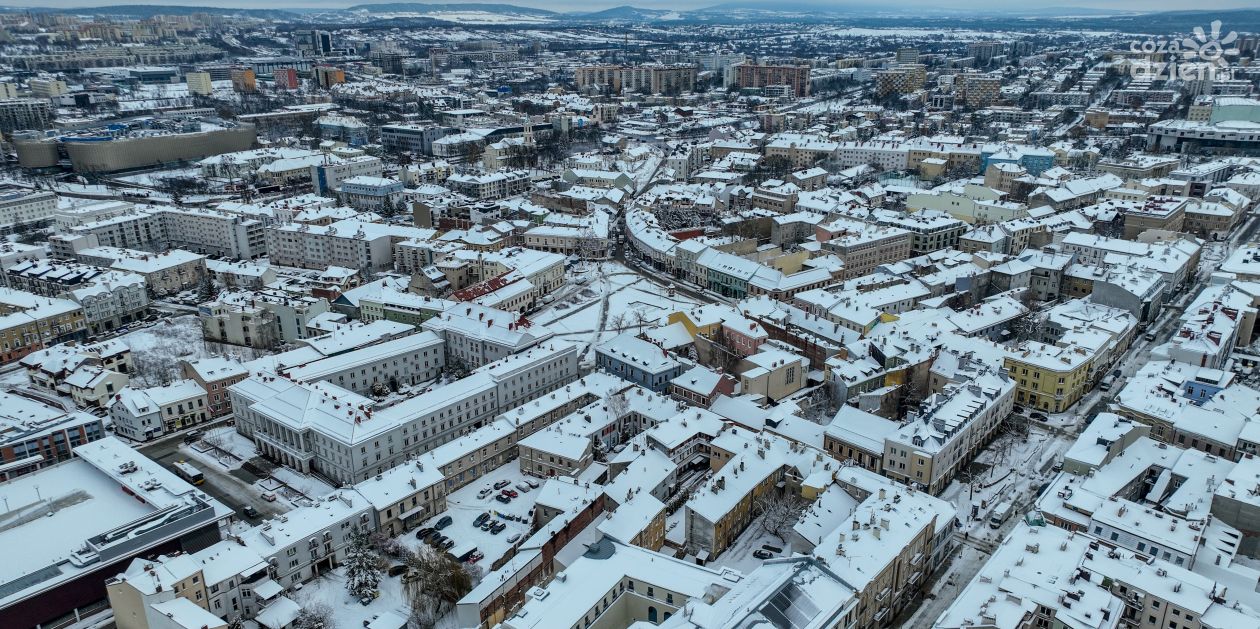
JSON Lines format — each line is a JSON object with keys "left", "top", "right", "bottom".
{"left": 404, "top": 461, "right": 540, "bottom": 568}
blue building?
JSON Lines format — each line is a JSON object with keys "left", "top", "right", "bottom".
{"left": 982, "top": 144, "right": 1056, "bottom": 176}
{"left": 1182, "top": 367, "right": 1235, "bottom": 405}
{"left": 595, "top": 333, "right": 686, "bottom": 392}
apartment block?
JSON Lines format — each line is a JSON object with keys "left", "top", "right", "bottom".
{"left": 733, "top": 63, "right": 811, "bottom": 97}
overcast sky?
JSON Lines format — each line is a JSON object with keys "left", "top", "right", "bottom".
{"left": 4, "top": 0, "right": 1255, "bottom": 12}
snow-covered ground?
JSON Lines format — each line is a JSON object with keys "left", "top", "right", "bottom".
{"left": 710, "top": 514, "right": 788, "bottom": 575}
{"left": 941, "top": 426, "right": 1068, "bottom": 538}
{"left": 120, "top": 315, "right": 260, "bottom": 387}
{"left": 266, "top": 464, "right": 337, "bottom": 503}
{"left": 181, "top": 425, "right": 334, "bottom": 508}
{"left": 293, "top": 565, "right": 411, "bottom": 629}
{"left": 534, "top": 261, "right": 703, "bottom": 362}
{"left": 404, "top": 461, "right": 536, "bottom": 569}
{"left": 0, "top": 368, "right": 26, "bottom": 390}
{"left": 114, "top": 166, "right": 204, "bottom": 188}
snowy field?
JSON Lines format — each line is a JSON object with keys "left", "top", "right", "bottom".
{"left": 294, "top": 566, "right": 412, "bottom": 629}
{"left": 121, "top": 315, "right": 261, "bottom": 387}
{"left": 406, "top": 461, "right": 536, "bottom": 569}
{"left": 533, "top": 261, "right": 703, "bottom": 361}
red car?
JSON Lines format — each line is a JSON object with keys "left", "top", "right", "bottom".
{"left": 500, "top": 488, "right": 518, "bottom": 498}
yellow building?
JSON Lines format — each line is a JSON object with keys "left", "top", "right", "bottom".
{"left": 0, "top": 288, "right": 88, "bottom": 364}
{"left": 185, "top": 71, "right": 212, "bottom": 96}
{"left": 314, "top": 65, "right": 345, "bottom": 89}
{"left": 1002, "top": 341, "right": 1094, "bottom": 413}
{"left": 229, "top": 67, "right": 255, "bottom": 93}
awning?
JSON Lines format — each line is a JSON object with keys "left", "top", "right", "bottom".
{"left": 252, "top": 578, "right": 283, "bottom": 601}
{"left": 0, "top": 454, "right": 44, "bottom": 473}
{"left": 398, "top": 504, "right": 428, "bottom": 521}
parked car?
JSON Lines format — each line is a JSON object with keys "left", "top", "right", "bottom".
{"left": 480, "top": 520, "right": 493, "bottom": 531}
{"left": 434, "top": 515, "right": 453, "bottom": 530}
{"left": 387, "top": 564, "right": 409, "bottom": 577}
{"left": 761, "top": 544, "right": 783, "bottom": 554}
{"left": 507, "top": 533, "right": 522, "bottom": 543}
{"left": 490, "top": 522, "right": 505, "bottom": 535}
{"left": 501, "top": 489, "right": 518, "bottom": 498}
{"left": 493, "top": 480, "right": 511, "bottom": 489}
{"left": 260, "top": 492, "right": 277, "bottom": 502}
{"left": 1144, "top": 332, "right": 1158, "bottom": 341}
{"left": 515, "top": 482, "right": 532, "bottom": 493}
{"left": 241, "top": 506, "right": 259, "bottom": 519}
{"left": 439, "top": 538, "right": 456, "bottom": 550}
{"left": 1030, "top": 412, "right": 1048, "bottom": 421}
{"left": 525, "top": 478, "right": 541, "bottom": 489}
{"left": 473, "top": 513, "right": 490, "bottom": 527}
{"left": 495, "top": 494, "right": 511, "bottom": 504}
{"left": 753, "top": 549, "right": 773, "bottom": 559}
{"left": 415, "top": 527, "right": 434, "bottom": 540}
{"left": 478, "top": 487, "right": 494, "bottom": 499}
{"left": 183, "top": 431, "right": 203, "bottom": 444}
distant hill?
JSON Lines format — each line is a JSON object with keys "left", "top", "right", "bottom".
{"left": 576, "top": 5, "right": 678, "bottom": 21}
{"left": 3, "top": 4, "right": 301, "bottom": 19}
{"left": 347, "top": 3, "right": 559, "bottom": 17}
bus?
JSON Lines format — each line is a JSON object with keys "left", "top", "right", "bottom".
{"left": 172, "top": 461, "right": 205, "bottom": 485}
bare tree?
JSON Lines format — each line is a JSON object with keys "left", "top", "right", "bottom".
{"left": 632, "top": 310, "right": 650, "bottom": 332}
{"left": 607, "top": 312, "right": 626, "bottom": 332}
{"left": 291, "top": 601, "right": 336, "bottom": 629}
{"left": 756, "top": 492, "right": 806, "bottom": 543}
{"left": 403, "top": 545, "right": 475, "bottom": 628}
{"left": 802, "top": 385, "right": 838, "bottom": 424}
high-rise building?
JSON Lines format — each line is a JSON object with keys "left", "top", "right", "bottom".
{"left": 896, "top": 47, "right": 920, "bottom": 64}
{"left": 875, "top": 64, "right": 927, "bottom": 97}
{"left": 297, "top": 29, "right": 333, "bottom": 56}
{"left": 28, "top": 78, "right": 68, "bottom": 99}
{"left": 314, "top": 65, "right": 345, "bottom": 89}
{"left": 0, "top": 98, "right": 53, "bottom": 133}
{"left": 185, "top": 70, "right": 212, "bottom": 96}
{"left": 371, "top": 51, "right": 406, "bottom": 75}
{"left": 962, "top": 74, "right": 1002, "bottom": 108}
{"left": 733, "top": 63, "right": 811, "bottom": 98}
{"left": 273, "top": 67, "right": 299, "bottom": 90}
{"left": 229, "top": 67, "right": 255, "bottom": 93}
{"left": 574, "top": 64, "right": 697, "bottom": 95}
{"left": 967, "top": 40, "right": 1005, "bottom": 66}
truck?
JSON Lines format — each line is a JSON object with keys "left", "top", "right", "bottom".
{"left": 989, "top": 501, "right": 1014, "bottom": 529}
